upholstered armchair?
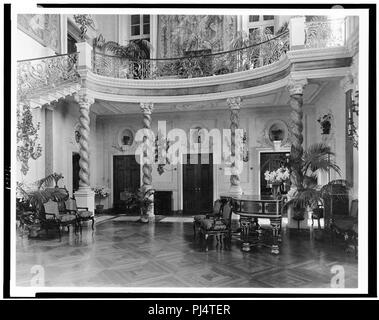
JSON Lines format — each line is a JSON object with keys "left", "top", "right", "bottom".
{"left": 198, "top": 201, "right": 233, "bottom": 251}
{"left": 42, "top": 200, "right": 78, "bottom": 239}
{"left": 65, "top": 198, "right": 95, "bottom": 232}
{"left": 193, "top": 199, "right": 223, "bottom": 237}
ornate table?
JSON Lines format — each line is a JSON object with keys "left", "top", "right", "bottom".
{"left": 220, "top": 194, "right": 284, "bottom": 254}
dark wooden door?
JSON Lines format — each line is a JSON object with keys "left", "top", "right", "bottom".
{"left": 113, "top": 155, "right": 140, "bottom": 208}
{"left": 260, "top": 152, "right": 290, "bottom": 196}
{"left": 72, "top": 153, "right": 80, "bottom": 193}
{"left": 183, "top": 154, "right": 213, "bottom": 214}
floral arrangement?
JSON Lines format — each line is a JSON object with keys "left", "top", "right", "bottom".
{"left": 17, "top": 104, "right": 42, "bottom": 175}
{"left": 264, "top": 167, "right": 290, "bottom": 185}
{"left": 92, "top": 186, "right": 110, "bottom": 198}
{"left": 317, "top": 112, "right": 332, "bottom": 134}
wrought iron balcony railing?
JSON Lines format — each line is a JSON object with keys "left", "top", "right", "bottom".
{"left": 305, "top": 17, "right": 346, "bottom": 49}
{"left": 17, "top": 52, "right": 80, "bottom": 101}
{"left": 92, "top": 32, "right": 290, "bottom": 80}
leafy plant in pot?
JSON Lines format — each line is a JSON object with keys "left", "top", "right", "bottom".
{"left": 16, "top": 173, "right": 68, "bottom": 237}
{"left": 92, "top": 186, "right": 110, "bottom": 213}
{"left": 285, "top": 143, "right": 341, "bottom": 228}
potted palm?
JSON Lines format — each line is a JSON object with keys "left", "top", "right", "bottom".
{"left": 16, "top": 173, "right": 69, "bottom": 237}
{"left": 285, "top": 143, "right": 341, "bottom": 229}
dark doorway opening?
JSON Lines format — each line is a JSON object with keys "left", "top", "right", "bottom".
{"left": 113, "top": 155, "right": 140, "bottom": 212}
{"left": 183, "top": 153, "right": 213, "bottom": 215}
{"left": 72, "top": 152, "right": 80, "bottom": 193}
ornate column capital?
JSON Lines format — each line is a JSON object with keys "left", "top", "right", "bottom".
{"left": 340, "top": 73, "right": 355, "bottom": 93}
{"left": 227, "top": 97, "right": 242, "bottom": 110}
{"left": 74, "top": 92, "right": 95, "bottom": 108}
{"left": 287, "top": 77, "right": 308, "bottom": 95}
{"left": 140, "top": 102, "right": 154, "bottom": 114}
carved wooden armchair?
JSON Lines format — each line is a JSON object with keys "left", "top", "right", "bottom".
{"left": 199, "top": 201, "right": 233, "bottom": 251}
{"left": 193, "top": 199, "right": 224, "bottom": 237}
{"left": 65, "top": 198, "right": 95, "bottom": 232}
{"left": 42, "top": 200, "right": 78, "bottom": 239}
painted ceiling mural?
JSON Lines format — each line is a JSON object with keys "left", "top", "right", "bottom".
{"left": 17, "top": 14, "right": 61, "bottom": 53}
{"left": 158, "top": 15, "right": 238, "bottom": 58}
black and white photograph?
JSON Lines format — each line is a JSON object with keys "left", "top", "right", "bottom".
{"left": 2, "top": 1, "right": 375, "bottom": 301}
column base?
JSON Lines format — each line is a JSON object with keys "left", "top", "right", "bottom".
{"left": 228, "top": 185, "right": 243, "bottom": 196}
{"left": 74, "top": 187, "right": 95, "bottom": 214}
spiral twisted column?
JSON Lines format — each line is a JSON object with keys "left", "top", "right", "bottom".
{"left": 75, "top": 93, "right": 94, "bottom": 189}
{"left": 287, "top": 78, "right": 307, "bottom": 174}
{"left": 227, "top": 97, "right": 243, "bottom": 196}
{"left": 286, "top": 78, "right": 308, "bottom": 229}
{"left": 74, "top": 92, "right": 95, "bottom": 215}
{"left": 140, "top": 102, "right": 154, "bottom": 220}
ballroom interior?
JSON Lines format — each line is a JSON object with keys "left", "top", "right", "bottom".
{"left": 14, "top": 11, "right": 362, "bottom": 291}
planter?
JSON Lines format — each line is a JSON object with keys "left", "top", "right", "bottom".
{"left": 28, "top": 224, "right": 42, "bottom": 238}
{"left": 96, "top": 204, "right": 104, "bottom": 214}
{"left": 287, "top": 205, "right": 308, "bottom": 229}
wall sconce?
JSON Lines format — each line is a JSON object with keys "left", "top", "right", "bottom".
{"left": 348, "top": 89, "right": 359, "bottom": 149}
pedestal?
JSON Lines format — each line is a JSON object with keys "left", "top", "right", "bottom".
{"left": 74, "top": 187, "right": 95, "bottom": 214}
{"left": 287, "top": 205, "right": 309, "bottom": 229}
{"left": 228, "top": 185, "right": 243, "bottom": 196}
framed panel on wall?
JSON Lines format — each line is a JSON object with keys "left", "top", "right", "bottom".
{"left": 17, "top": 14, "right": 61, "bottom": 53}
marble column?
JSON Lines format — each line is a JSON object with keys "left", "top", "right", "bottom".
{"left": 227, "top": 96, "right": 243, "bottom": 196}
{"left": 140, "top": 102, "right": 155, "bottom": 221}
{"left": 287, "top": 77, "right": 308, "bottom": 229}
{"left": 74, "top": 93, "right": 95, "bottom": 214}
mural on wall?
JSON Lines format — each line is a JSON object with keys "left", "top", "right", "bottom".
{"left": 158, "top": 15, "right": 238, "bottom": 58}
{"left": 17, "top": 14, "right": 61, "bottom": 53}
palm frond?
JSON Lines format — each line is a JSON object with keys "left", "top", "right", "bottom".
{"left": 302, "top": 142, "right": 341, "bottom": 175}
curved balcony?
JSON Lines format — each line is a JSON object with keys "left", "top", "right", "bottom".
{"left": 16, "top": 17, "right": 352, "bottom": 106}
{"left": 92, "top": 32, "right": 290, "bottom": 80}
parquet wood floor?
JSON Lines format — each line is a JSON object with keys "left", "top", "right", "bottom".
{"left": 16, "top": 218, "right": 358, "bottom": 288}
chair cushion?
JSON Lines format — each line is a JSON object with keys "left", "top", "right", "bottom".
{"left": 333, "top": 216, "right": 357, "bottom": 231}
{"left": 78, "top": 210, "right": 94, "bottom": 218}
{"left": 57, "top": 214, "right": 77, "bottom": 222}
{"left": 200, "top": 219, "right": 227, "bottom": 231}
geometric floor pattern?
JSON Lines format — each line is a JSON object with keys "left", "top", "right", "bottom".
{"left": 16, "top": 218, "right": 358, "bottom": 288}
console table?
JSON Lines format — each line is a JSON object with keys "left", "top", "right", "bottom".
{"left": 220, "top": 194, "right": 284, "bottom": 254}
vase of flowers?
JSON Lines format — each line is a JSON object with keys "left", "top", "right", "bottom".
{"left": 264, "top": 167, "right": 290, "bottom": 198}
{"left": 92, "top": 186, "right": 110, "bottom": 213}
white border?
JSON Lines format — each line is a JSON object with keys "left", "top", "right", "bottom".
{"left": 9, "top": 3, "right": 370, "bottom": 297}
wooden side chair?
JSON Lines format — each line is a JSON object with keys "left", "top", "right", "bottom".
{"left": 193, "top": 199, "right": 223, "bottom": 237}
{"left": 199, "top": 201, "right": 233, "bottom": 251}
{"left": 43, "top": 200, "right": 78, "bottom": 239}
{"left": 65, "top": 198, "right": 95, "bottom": 232}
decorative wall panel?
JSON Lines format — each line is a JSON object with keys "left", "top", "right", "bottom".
{"left": 17, "top": 14, "right": 61, "bottom": 53}
{"left": 158, "top": 15, "right": 238, "bottom": 58}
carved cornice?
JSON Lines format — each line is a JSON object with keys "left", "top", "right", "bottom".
{"left": 287, "top": 77, "right": 308, "bottom": 95}
{"left": 340, "top": 73, "right": 355, "bottom": 93}
{"left": 140, "top": 102, "right": 154, "bottom": 114}
{"left": 227, "top": 97, "right": 242, "bottom": 110}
